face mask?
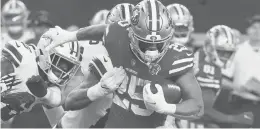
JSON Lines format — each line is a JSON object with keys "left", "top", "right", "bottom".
{"left": 7, "top": 25, "right": 23, "bottom": 34}
{"left": 47, "top": 71, "right": 61, "bottom": 84}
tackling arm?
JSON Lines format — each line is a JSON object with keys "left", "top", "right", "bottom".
{"left": 76, "top": 24, "right": 108, "bottom": 41}
{"left": 64, "top": 72, "right": 100, "bottom": 111}
{"left": 202, "top": 88, "right": 246, "bottom": 124}
{"left": 167, "top": 69, "right": 204, "bottom": 120}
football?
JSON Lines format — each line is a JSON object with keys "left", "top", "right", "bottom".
{"left": 149, "top": 79, "right": 182, "bottom": 104}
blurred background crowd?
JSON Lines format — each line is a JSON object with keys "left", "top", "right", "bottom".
{"left": 1, "top": 0, "right": 260, "bottom": 128}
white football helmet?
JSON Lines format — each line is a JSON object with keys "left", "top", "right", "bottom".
{"left": 204, "top": 25, "right": 236, "bottom": 66}
{"left": 232, "top": 28, "right": 241, "bottom": 45}
{"left": 167, "top": 3, "right": 194, "bottom": 44}
{"left": 90, "top": 9, "right": 109, "bottom": 25}
{"left": 106, "top": 3, "right": 134, "bottom": 24}
{"left": 2, "top": 0, "right": 29, "bottom": 34}
{"left": 37, "top": 37, "right": 81, "bottom": 86}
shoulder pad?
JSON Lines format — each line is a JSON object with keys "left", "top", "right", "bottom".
{"left": 88, "top": 55, "right": 113, "bottom": 80}
{"left": 104, "top": 22, "right": 128, "bottom": 46}
{"left": 163, "top": 43, "right": 194, "bottom": 78}
{"left": 2, "top": 41, "right": 35, "bottom": 68}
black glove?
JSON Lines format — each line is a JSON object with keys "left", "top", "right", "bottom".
{"left": 26, "top": 75, "right": 48, "bottom": 98}
{"left": 1, "top": 105, "right": 16, "bottom": 122}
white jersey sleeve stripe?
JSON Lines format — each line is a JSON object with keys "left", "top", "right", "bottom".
{"left": 197, "top": 76, "right": 220, "bottom": 83}
{"left": 2, "top": 48, "right": 21, "bottom": 67}
{"left": 169, "top": 63, "right": 193, "bottom": 74}
{"left": 172, "top": 57, "right": 194, "bottom": 65}
{"left": 199, "top": 83, "right": 220, "bottom": 89}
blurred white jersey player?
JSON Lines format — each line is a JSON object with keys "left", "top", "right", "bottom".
{"left": 1, "top": 40, "right": 39, "bottom": 123}
{"left": 59, "top": 3, "right": 134, "bottom": 128}
{"left": 167, "top": 3, "right": 194, "bottom": 45}
{"left": 1, "top": 0, "right": 35, "bottom": 47}
{"left": 1, "top": 38, "right": 88, "bottom": 127}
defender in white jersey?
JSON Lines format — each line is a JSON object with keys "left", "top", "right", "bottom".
{"left": 1, "top": 40, "right": 39, "bottom": 122}
{"left": 1, "top": 39, "right": 81, "bottom": 127}
{"left": 59, "top": 3, "right": 134, "bottom": 128}
{"left": 58, "top": 40, "right": 112, "bottom": 128}
{"left": 167, "top": 3, "right": 194, "bottom": 45}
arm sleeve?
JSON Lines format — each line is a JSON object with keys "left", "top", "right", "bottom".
{"left": 76, "top": 24, "right": 107, "bottom": 41}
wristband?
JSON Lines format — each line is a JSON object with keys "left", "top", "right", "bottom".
{"left": 39, "top": 88, "right": 62, "bottom": 107}
{"left": 164, "top": 104, "right": 177, "bottom": 115}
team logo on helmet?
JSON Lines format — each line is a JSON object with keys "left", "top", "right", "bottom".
{"left": 131, "top": 7, "right": 140, "bottom": 26}
{"left": 150, "top": 36, "right": 157, "bottom": 41}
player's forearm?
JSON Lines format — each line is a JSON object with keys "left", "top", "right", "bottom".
{"left": 204, "top": 108, "right": 238, "bottom": 124}
{"left": 64, "top": 82, "right": 105, "bottom": 111}
{"left": 164, "top": 99, "right": 204, "bottom": 120}
{"left": 39, "top": 87, "right": 62, "bottom": 107}
{"left": 76, "top": 24, "right": 107, "bottom": 41}
{"left": 221, "top": 78, "right": 236, "bottom": 90}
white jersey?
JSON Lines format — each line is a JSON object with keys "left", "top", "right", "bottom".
{"left": 60, "top": 40, "right": 113, "bottom": 128}
{"left": 1, "top": 40, "right": 65, "bottom": 126}
{"left": 1, "top": 40, "right": 39, "bottom": 119}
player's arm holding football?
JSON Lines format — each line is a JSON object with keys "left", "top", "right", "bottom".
{"left": 143, "top": 51, "right": 204, "bottom": 120}
{"left": 169, "top": 68, "right": 204, "bottom": 120}
{"left": 164, "top": 50, "right": 204, "bottom": 120}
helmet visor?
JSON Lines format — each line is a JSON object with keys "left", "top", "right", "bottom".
{"left": 48, "top": 53, "right": 80, "bottom": 86}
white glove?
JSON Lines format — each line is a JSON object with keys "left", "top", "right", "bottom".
{"left": 143, "top": 83, "right": 176, "bottom": 114}
{"left": 42, "top": 26, "right": 77, "bottom": 51}
{"left": 87, "top": 67, "right": 127, "bottom": 100}
{"left": 100, "top": 66, "right": 127, "bottom": 92}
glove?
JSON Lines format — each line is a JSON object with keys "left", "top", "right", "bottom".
{"left": 26, "top": 75, "right": 48, "bottom": 98}
{"left": 1, "top": 73, "right": 22, "bottom": 92}
{"left": 1, "top": 103, "right": 16, "bottom": 122}
{"left": 42, "top": 26, "right": 77, "bottom": 51}
{"left": 87, "top": 67, "right": 127, "bottom": 100}
{"left": 1, "top": 91, "right": 36, "bottom": 115}
{"left": 232, "top": 112, "right": 253, "bottom": 125}
{"left": 143, "top": 83, "right": 176, "bottom": 114}
{"left": 100, "top": 66, "right": 127, "bottom": 91}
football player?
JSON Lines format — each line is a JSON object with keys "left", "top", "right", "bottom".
{"left": 58, "top": 3, "right": 134, "bottom": 128}
{"left": 1, "top": 0, "right": 35, "bottom": 46}
{"left": 0, "top": 39, "right": 76, "bottom": 126}
{"left": 0, "top": 38, "right": 123, "bottom": 128}
{"left": 167, "top": 4, "right": 194, "bottom": 46}
{"left": 42, "top": 0, "right": 204, "bottom": 128}
{"left": 176, "top": 25, "right": 252, "bottom": 128}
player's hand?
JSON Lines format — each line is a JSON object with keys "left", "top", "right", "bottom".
{"left": 100, "top": 66, "right": 127, "bottom": 93}
{"left": 233, "top": 112, "right": 254, "bottom": 125}
{"left": 42, "top": 26, "right": 77, "bottom": 51}
{"left": 143, "top": 83, "right": 167, "bottom": 114}
{"left": 1, "top": 73, "right": 22, "bottom": 92}
{"left": 1, "top": 102, "right": 16, "bottom": 122}
{"left": 26, "top": 75, "right": 48, "bottom": 98}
